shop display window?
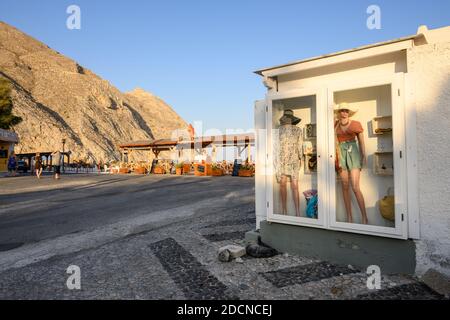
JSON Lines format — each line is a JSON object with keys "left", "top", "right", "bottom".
{"left": 333, "top": 85, "right": 395, "bottom": 228}
{"left": 271, "top": 95, "right": 319, "bottom": 219}
{"left": 265, "top": 76, "right": 407, "bottom": 238}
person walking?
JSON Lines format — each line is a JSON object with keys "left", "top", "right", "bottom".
{"left": 35, "top": 152, "right": 43, "bottom": 179}
{"left": 7, "top": 152, "right": 17, "bottom": 177}
{"left": 52, "top": 150, "right": 62, "bottom": 180}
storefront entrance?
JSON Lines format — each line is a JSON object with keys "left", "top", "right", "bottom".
{"left": 0, "top": 128, "right": 19, "bottom": 172}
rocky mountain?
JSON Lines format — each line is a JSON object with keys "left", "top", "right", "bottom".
{"left": 0, "top": 21, "right": 187, "bottom": 163}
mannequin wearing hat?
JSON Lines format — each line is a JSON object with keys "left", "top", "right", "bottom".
{"left": 334, "top": 103, "right": 368, "bottom": 224}
{"left": 274, "top": 109, "right": 303, "bottom": 216}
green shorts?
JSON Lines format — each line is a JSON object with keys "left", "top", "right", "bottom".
{"left": 338, "top": 140, "right": 361, "bottom": 171}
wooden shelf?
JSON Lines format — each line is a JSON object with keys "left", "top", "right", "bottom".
{"left": 373, "top": 131, "right": 392, "bottom": 136}
{"left": 374, "top": 147, "right": 394, "bottom": 176}
{"left": 374, "top": 170, "right": 394, "bottom": 176}
{"left": 372, "top": 115, "right": 393, "bottom": 137}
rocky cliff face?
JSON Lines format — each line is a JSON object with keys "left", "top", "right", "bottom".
{"left": 0, "top": 21, "right": 187, "bottom": 162}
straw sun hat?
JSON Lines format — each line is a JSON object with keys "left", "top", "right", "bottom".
{"left": 334, "top": 102, "right": 359, "bottom": 117}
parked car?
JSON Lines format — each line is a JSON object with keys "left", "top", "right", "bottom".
{"left": 17, "top": 160, "right": 28, "bottom": 173}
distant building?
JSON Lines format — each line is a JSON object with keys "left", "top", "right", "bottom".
{"left": 0, "top": 128, "right": 19, "bottom": 172}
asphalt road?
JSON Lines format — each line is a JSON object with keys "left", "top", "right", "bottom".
{"left": 0, "top": 174, "right": 255, "bottom": 248}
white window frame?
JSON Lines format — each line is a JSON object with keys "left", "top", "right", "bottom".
{"left": 254, "top": 100, "right": 268, "bottom": 230}
{"left": 326, "top": 74, "right": 408, "bottom": 239}
{"left": 263, "top": 74, "right": 410, "bottom": 239}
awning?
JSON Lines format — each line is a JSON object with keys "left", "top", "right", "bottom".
{"left": 0, "top": 128, "right": 19, "bottom": 143}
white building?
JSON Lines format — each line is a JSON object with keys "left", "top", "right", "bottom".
{"left": 252, "top": 25, "right": 450, "bottom": 278}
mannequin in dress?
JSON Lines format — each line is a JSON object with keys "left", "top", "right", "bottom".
{"left": 275, "top": 109, "right": 303, "bottom": 216}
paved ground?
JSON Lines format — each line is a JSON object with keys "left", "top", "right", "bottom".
{"left": 0, "top": 174, "right": 446, "bottom": 300}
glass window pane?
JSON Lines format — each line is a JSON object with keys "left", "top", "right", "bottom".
{"left": 272, "top": 95, "right": 319, "bottom": 219}
{"left": 334, "top": 85, "right": 395, "bottom": 227}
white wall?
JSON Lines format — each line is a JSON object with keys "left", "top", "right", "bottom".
{"left": 277, "top": 51, "right": 407, "bottom": 91}
{"left": 408, "top": 42, "right": 450, "bottom": 276}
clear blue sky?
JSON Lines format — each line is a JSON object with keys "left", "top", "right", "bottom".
{"left": 1, "top": 0, "right": 449, "bottom": 134}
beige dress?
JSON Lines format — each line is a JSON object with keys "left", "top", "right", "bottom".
{"left": 274, "top": 124, "right": 303, "bottom": 182}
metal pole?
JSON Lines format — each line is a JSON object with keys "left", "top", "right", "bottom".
{"left": 62, "top": 138, "right": 66, "bottom": 173}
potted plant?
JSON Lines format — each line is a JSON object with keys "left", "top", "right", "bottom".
{"left": 153, "top": 164, "right": 165, "bottom": 174}
{"left": 211, "top": 163, "right": 223, "bottom": 176}
{"left": 194, "top": 163, "right": 205, "bottom": 176}
{"left": 119, "top": 163, "right": 129, "bottom": 174}
{"left": 238, "top": 163, "right": 254, "bottom": 177}
{"left": 175, "top": 162, "right": 183, "bottom": 175}
{"left": 119, "top": 168, "right": 129, "bottom": 174}
{"left": 182, "top": 162, "right": 191, "bottom": 174}
{"left": 135, "top": 166, "right": 146, "bottom": 174}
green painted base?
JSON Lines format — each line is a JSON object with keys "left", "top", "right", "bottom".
{"left": 257, "top": 220, "right": 416, "bottom": 275}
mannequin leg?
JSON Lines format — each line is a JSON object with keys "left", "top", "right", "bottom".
{"left": 280, "top": 175, "right": 288, "bottom": 215}
{"left": 291, "top": 178, "right": 300, "bottom": 217}
{"left": 339, "top": 170, "right": 353, "bottom": 223}
{"left": 350, "top": 169, "right": 368, "bottom": 224}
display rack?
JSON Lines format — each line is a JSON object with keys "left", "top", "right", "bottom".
{"left": 373, "top": 115, "right": 394, "bottom": 176}
{"left": 303, "top": 124, "right": 317, "bottom": 174}
{"left": 304, "top": 123, "right": 317, "bottom": 139}
{"left": 372, "top": 115, "right": 392, "bottom": 135}
{"left": 304, "top": 153, "right": 317, "bottom": 174}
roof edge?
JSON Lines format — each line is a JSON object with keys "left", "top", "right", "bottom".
{"left": 254, "top": 34, "right": 419, "bottom": 76}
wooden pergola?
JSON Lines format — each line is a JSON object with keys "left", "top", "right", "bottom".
{"left": 118, "top": 139, "right": 178, "bottom": 161}
{"left": 118, "top": 133, "right": 255, "bottom": 162}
